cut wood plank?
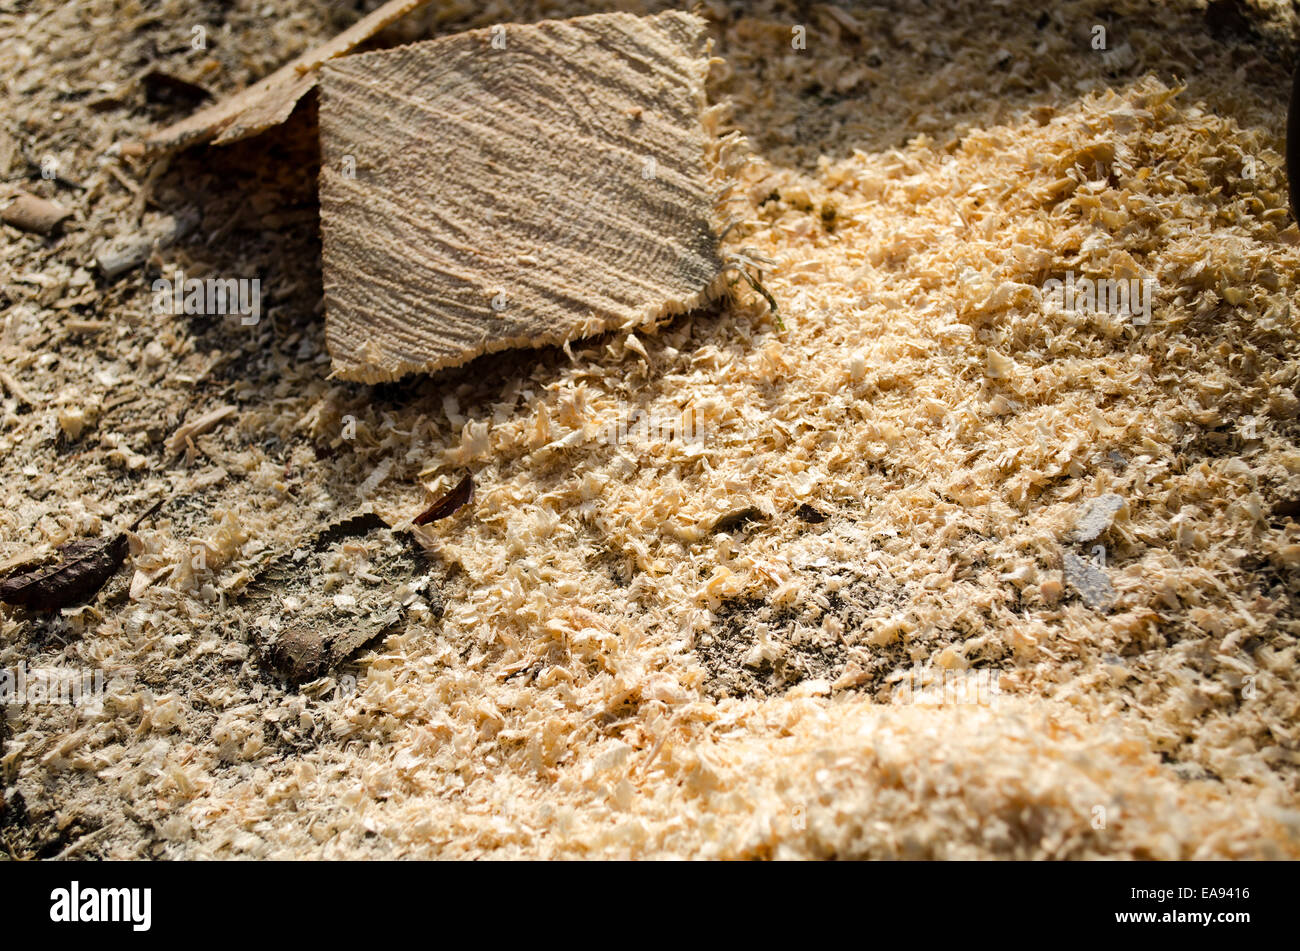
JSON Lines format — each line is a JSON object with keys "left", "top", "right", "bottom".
{"left": 145, "top": 0, "right": 431, "bottom": 152}
{"left": 317, "top": 11, "right": 727, "bottom": 382}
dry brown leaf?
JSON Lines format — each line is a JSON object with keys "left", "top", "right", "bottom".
{"left": 413, "top": 472, "right": 473, "bottom": 525}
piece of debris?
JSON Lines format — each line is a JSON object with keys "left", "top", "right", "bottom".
{"left": 700, "top": 594, "right": 853, "bottom": 699}
{"left": 317, "top": 11, "right": 727, "bottom": 382}
{"left": 167, "top": 404, "right": 236, "bottom": 455}
{"left": 2, "top": 192, "right": 73, "bottom": 234}
{"left": 1072, "top": 493, "right": 1126, "bottom": 542}
{"left": 95, "top": 209, "right": 198, "bottom": 278}
{"left": 413, "top": 472, "right": 474, "bottom": 525}
{"left": 1062, "top": 549, "right": 1116, "bottom": 611}
{"left": 795, "top": 503, "right": 827, "bottom": 523}
{"left": 145, "top": 0, "right": 431, "bottom": 152}
{"left": 242, "top": 508, "right": 437, "bottom": 681}
{"left": 0, "top": 498, "right": 165, "bottom": 612}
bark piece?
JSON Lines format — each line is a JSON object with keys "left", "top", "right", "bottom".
{"left": 317, "top": 11, "right": 727, "bottom": 383}
{"left": 2, "top": 192, "right": 72, "bottom": 234}
{"left": 145, "top": 0, "right": 431, "bottom": 152}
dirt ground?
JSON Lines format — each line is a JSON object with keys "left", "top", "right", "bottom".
{"left": 2, "top": 0, "right": 1300, "bottom": 859}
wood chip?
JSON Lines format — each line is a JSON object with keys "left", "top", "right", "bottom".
{"left": 145, "top": 0, "right": 431, "bottom": 152}
{"left": 317, "top": 11, "right": 727, "bottom": 382}
{"left": 2, "top": 192, "right": 73, "bottom": 234}
{"left": 167, "top": 404, "right": 236, "bottom": 455}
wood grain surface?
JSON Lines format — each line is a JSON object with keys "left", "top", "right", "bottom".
{"left": 317, "top": 11, "right": 725, "bottom": 382}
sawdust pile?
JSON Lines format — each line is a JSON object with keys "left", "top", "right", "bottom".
{"left": 2, "top": 0, "right": 1300, "bottom": 859}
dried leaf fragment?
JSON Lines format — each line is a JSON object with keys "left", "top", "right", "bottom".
{"left": 243, "top": 507, "right": 437, "bottom": 681}
{"left": 0, "top": 535, "right": 129, "bottom": 611}
{"left": 0, "top": 498, "right": 165, "bottom": 612}
{"left": 317, "top": 11, "right": 727, "bottom": 382}
{"left": 413, "top": 473, "right": 474, "bottom": 525}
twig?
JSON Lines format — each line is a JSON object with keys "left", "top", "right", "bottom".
{"left": 51, "top": 824, "right": 110, "bottom": 860}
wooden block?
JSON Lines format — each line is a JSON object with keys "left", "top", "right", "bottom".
{"left": 317, "top": 11, "right": 726, "bottom": 382}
